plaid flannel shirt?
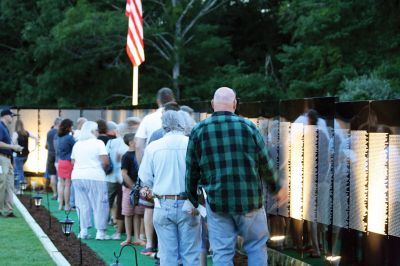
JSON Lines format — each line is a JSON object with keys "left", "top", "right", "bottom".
{"left": 185, "top": 111, "right": 279, "bottom": 214}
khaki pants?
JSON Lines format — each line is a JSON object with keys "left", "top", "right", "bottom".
{"left": 0, "top": 155, "right": 14, "bottom": 216}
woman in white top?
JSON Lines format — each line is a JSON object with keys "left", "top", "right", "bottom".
{"left": 71, "top": 121, "right": 110, "bottom": 240}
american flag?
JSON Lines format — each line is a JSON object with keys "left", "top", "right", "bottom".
{"left": 125, "top": 0, "right": 144, "bottom": 66}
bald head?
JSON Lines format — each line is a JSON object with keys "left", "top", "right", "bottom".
{"left": 212, "top": 87, "right": 237, "bottom": 113}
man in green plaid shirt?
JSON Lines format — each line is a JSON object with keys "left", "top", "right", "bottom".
{"left": 185, "top": 87, "right": 286, "bottom": 266}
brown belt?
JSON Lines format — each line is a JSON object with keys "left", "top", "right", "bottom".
{"left": 156, "top": 195, "right": 188, "bottom": 200}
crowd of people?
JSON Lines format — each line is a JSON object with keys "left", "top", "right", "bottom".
{"left": 0, "top": 86, "right": 285, "bottom": 266}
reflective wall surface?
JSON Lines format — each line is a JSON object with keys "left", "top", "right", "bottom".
{"left": 239, "top": 98, "right": 400, "bottom": 266}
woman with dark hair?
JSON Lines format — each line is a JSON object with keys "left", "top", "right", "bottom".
{"left": 57, "top": 118, "right": 75, "bottom": 210}
{"left": 12, "top": 119, "right": 38, "bottom": 192}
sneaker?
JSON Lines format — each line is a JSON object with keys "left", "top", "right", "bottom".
{"left": 111, "top": 232, "right": 121, "bottom": 240}
{"left": 96, "top": 231, "right": 111, "bottom": 240}
{"left": 141, "top": 247, "right": 156, "bottom": 256}
{"left": 139, "top": 234, "right": 146, "bottom": 241}
{"left": 77, "top": 232, "right": 91, "bottom": 239}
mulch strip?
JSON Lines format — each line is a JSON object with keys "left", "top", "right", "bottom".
{"left": 18, "top": 194, "right": 106, "bottom": 266}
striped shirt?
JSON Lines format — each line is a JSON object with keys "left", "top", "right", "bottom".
{"left": 185, "top": 111, "right": 279, "bottom": 214}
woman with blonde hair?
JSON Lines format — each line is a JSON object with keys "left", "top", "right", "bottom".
{"left": 12, "top": 119, "right": 38, "bottom": 192}
{"left": 71, "top": 121, "right": 110, "bottom": 240}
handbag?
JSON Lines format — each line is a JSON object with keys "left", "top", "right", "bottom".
{"left": 130, "top": 178, "right": 141, "bottom": 206}
{"left": 105, "top": 140, "right": 114, "bottom": 175}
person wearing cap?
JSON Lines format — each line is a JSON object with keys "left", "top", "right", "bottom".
{"left": 0, "top": 109, "right": 23, "bottom": 217}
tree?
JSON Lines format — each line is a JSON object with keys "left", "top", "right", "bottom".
{"left": 144, "top": 0, "right": 227, "bottom": 99}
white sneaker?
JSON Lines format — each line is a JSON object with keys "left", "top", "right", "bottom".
{"left": 111, "top": 232, "right": 121, "bottom": 240}
{"left": 96, "top": 231, "right": 111, "bottom": 240}
{"left": 78, "top": 232, "right": 90, "bottom": 239}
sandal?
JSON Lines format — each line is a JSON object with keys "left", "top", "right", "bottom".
{"left": 120, "top": 240, "right": 133, "bottom": 246}
{"left": 133, "top": 240, "right": 146, "bottom": 247}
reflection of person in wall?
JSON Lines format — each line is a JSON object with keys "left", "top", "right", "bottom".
{"left": 305, "top": 110, "right": 323, "bottom": 258}
{"left": 259, "top": 118, "right": 287, "bottom": 243}
{"left": 12, "top": 119, "right": 38, "bottom": 191}
{"left": 295, "top": 109, "right": 331, "bottom": 258}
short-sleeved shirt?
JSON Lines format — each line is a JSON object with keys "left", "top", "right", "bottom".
{"left": 57, "top": 134, "right": 75, "bottom": 160}
{"left": 105, "top": 137, "right": 129, "bottom": 183}
{"left": 46, "top": 128, "right": 57, "bottom": 154}
{"left": 71, "top": 138, "right": 108, "bottom": 181}
{"left": 98, "top": 135, "right": 114, "bottom": 146}
{"left": 121, "top": 151, "right": 139, "bottom": 188}
{"left": 16, "top": 132, "right": 29, "bottom": 157}
{"left": 135, "top": 108, "right": 162, "bottom": 144}
{"left": 0, "top": 121, "right": 12, "bottom": 156}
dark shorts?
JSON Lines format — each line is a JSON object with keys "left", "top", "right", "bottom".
{"left": 46, "top": 153, "right": 57, "bottom": 176}
{"left": 107, "top": 182, "right": 124, "bottom": 220}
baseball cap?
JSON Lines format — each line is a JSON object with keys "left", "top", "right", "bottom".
{"left": 0, "top": 109, "right": 17, "bottom": 117}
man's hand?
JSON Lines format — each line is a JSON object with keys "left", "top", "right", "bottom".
{"left": 13, "top": 144, "right": 23, "bottom": 152}
{"left": 274, "top": 187, "right": 288, "bottom": 207}
{"left": 188, "top": 208, "right": 199, "bottom": 216}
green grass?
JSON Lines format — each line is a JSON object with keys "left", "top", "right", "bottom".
{"left": 0, "top": 207, "right": 55, "bottom": 266}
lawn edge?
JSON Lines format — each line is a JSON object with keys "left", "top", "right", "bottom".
{"left": 13, "top": 194, "right": 71, "bottom": 266}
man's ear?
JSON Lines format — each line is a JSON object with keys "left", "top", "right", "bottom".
{"left": 233, "top": 99, "right": 237, "bottom": 110}
{"left": 211, "top": 100, "right": 214, "bottom": 110}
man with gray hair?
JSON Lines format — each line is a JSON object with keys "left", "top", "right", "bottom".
{"left": 135, "top": 87, "right": 175, "bottom": 255}
{"left": 139, "top": 110, "right": 201, "bottom": 265}
{"left": 73, "top": 117, "right": 87, "bottom": 141}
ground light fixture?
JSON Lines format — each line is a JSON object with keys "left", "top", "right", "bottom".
{"left": 20, "top": 181, "right": 27, "bottom": 194}
{"left": 110, "top": 243, "right": 139, "bottom": 266}
{"left": 325, "top": 255, "right": 341, "bottom": 266}
{"left": 33, "top": 194, "right": 43, "bottom": 207}
{"left": 30, "top": 181, "right": 37, "bottom": 208}
{"left": 60, "top": 207, "right": 83, "bottom": 265}
{"left": 60, "top": 210, "right": 75, "bottom": 237}
{"left": 269, "top": 235, "right": 285, "bottom": 250}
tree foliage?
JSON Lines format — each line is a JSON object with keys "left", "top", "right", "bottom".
{"left": 0, "top": 0, "right": 399, "bottom": 107}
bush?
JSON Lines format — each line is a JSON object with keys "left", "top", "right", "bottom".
{"left": 339, "top": 74, "right": 399, "bottom": 101}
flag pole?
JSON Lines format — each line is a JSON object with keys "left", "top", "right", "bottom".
{"left": 132, "top": 65, "right": 138, "bottom": 106}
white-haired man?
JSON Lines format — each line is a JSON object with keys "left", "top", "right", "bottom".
{"left": 139, "top": 110, "right": 201, "bottom": 265}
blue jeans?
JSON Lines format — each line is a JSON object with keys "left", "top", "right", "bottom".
{"left": 153, "top": 199, "right": 201, "bottom": 266}
{"left": 14, "top": 157, "right": 27, "bottom": 189}
{"left": 206, "top": 203, "right": 269, "bottom": 266}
